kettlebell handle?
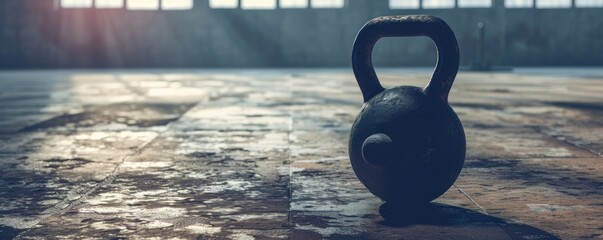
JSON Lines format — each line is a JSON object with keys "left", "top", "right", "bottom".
{"left": 352, "top": 15, "right": 460, "bottom": 103}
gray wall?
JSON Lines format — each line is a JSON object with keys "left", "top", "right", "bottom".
{"left": 0, "top": 0, "right": 602, "bottom": 68}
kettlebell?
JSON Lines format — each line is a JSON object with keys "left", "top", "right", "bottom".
{"left": 349, "top": 15, "right": 465, "bottom": 219}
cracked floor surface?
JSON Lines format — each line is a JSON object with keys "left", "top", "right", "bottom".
{"left": 0, "top": 69, "right": 601, "bottom": 239}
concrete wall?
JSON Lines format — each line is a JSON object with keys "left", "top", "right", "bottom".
{"left": 0, "top": 0, "right": 602, "bottom": 68}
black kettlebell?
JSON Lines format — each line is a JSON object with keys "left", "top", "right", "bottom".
{"left": 349, "top": 15, "right": 465, "bottom": 219}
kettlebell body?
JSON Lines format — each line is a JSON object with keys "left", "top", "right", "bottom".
{"left": 349, "top": 15, "right": 465, "bottom": 218}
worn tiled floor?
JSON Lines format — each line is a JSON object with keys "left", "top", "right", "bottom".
{"left": 0, "top": 69, "right": 601, "bottom": 239}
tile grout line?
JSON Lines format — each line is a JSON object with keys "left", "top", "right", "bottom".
{"left": 454, "top": 183, "right": 527, "bottom": 239}
{"left": 15, "top": 99, "right": 204, "bottom": 239}
{"left": 454, "top": 184, "right": 489, "bottom": 215}
{"left": 287, "top": 116, "right": 293, "bottom": 228}
{"left": 15, "top": 131, "right": 160, "bottom": 239}
{"left": 532, "top": 126, "right": 603, "bottom": 158}
{"left": 286, "top": 76, "right": 294, "bottom": 230}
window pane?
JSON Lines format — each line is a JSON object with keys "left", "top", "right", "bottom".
{"left": 95, "top": 0, "right": 123, "bottom": 8}
{"left": 422, "top": 0, "right": 454, "bottom": 8}
{"left": 389, "top": 0, "right": 420, "bottom": 9}
{"left": 280, "top": 0, "right": 308, "bottom": 8}
{"left": 210, "top": 0, "right": 238, "bottom": 8}
{"left": 536, "top": 0, "right": 571, "bottom": 8}
{"left": 242, "top": 0, "right": 277, "bottom": 9}
{"left": 575, "top": 0, "right": 603, "bottom": 7}
{"left": 311, "top": 0, "right": 344, "bottom": 8}
{"left": 61, "top": 0, "right": 93, "bottom": 8}
{"left": 162, "top": 0, "right": 194, "bottom": 10}
{"left": 505, "top": 0, "right": 533, "bottom": 7}
{"left": 458, "top": 0, "right": 492, "bottom": 7}
{"left": 127, "top": 0, "right": 159, "bottom": 9}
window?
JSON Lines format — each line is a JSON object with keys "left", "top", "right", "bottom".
{"left": 162, "top": 0, "right": 194, "bottom": 10}
{"left": 311, "top": 0, "right": 345, "bottom": 8}
{"left": 422, "top": 0, "right": 455, "bottom": 8}
{"left": 61, "top": 0, "right": 193, "bottom": 10}
{"left": 280, "top": 0, "right": 308, "bottom": 8}
{"left": 61, "top": 0, "right": 93, "bottom": 8}
{"left": 536, "top": 0, "right": 571, "bottom": 8}
{"left": 210, "top": 0, "right": 238, "bottom": 8}
{"left": 575, "top": 0, "right": 603, "bottom": 6}
{"left": 127, "top": 0, "right": 160, "bottom": 10}
{"left": 505, "top": 0, "right": 533, "bottom": 7}
{"left": 242, "top": 0, "right": 277, "bottom": 9}
{"left": 458, "top": 0, "right": 492, "bottom": 7}
{"left": 389, "top": 0, "right": 420, "bottom": 9}
{"left": 95, "top": 0, "right": 123, "bottom": 8}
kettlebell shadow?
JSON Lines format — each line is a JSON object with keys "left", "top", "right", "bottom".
{"left": 377, "top": 202, "right": 560, "bottom": 240}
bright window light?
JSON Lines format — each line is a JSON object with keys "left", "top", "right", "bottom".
{"left": 95, "top": 0, "right": 123, "bottom": 8}
{"left": 536, "top": 0, "right": 571, "bottom": 8}
{"left": 505, "top": 0, "right": 533, "bottom": 7}
{"left": 280, "top": 0, "right": 308, "bottom": 8}
{"left": 575, "top": 0, "right": 603, "bottom": 6}
{"left": 242, "top": 0, "right": 277, "bottom": 9}
{"left": 162, "top": 0, "right": 194, "bottom": 10}
{"left": 389, "top": 0, "right": 420, "bottom": 9}
{"left": 311, "top": 0, "right": 344, "bottom": 8}
{"left": 127, "top": 0, "right": 159, "bottom": 10}
{"left": 458, "top": 0, "right": 492, "bottom": 7}
{"left": 422, "top": 0, "right": 455, "bottom": 8}
{"left": 210, "top": 0, "right": 238, "bottom": 8}
{"left": 61, "top": 0, "right": 93, "bottom": 8}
